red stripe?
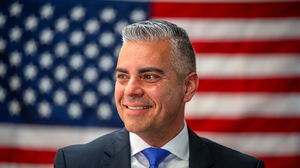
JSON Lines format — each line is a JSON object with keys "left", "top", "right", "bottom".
{"left": 192, "top": 40, "right": 300, "bottom": 53}
{"left": 0, "top": 147, "right": 56, "bottom": 164}
{"left": 259, "top": 156, "right": 300, "bottom": 168}
{"left": 186, "top": 118, "right": 300, "bottom": 133}
{"left": 197, "top": 78, "right": 300, "bottom": 92}
{"left": 152, "top": 2, "right": 300, "bottom": 18}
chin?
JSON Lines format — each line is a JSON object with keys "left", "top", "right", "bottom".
{"left": 125, "top": 125, "right": 139, "bottom": 134}
{"left": 124, "top": 121, "right": 146, "bottom": 134}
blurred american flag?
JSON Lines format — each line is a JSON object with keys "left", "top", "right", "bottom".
{"left": 0, "top": 0, "right": 299, "bottom": 167}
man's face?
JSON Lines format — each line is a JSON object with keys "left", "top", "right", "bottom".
{"left": 115, "top": 40, "right": 186, "bottom": 136}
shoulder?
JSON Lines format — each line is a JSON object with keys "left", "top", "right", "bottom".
{"left": 54, "top": 128, "right": 128, "bottom": 168}
{"left": 188, "top": 128, "right": 264, "bottom": 168}
{"left": 202, "top": 138, "right": 265, "bottom": 167}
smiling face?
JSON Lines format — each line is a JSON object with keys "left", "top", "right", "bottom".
{"left": 115, "top": 40, "right": 187, "bottom": 140}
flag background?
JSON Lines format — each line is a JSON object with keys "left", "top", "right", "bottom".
{"left": 0, "top": 0, "right": 299, "bottom": 167}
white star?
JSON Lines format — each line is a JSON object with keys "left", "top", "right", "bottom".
{"left": 39, "top": 76, "right": 53, "bottom": 93}
{"left": 24, "top": 15, "right": 39, "bottom": 31}
{"left": 0, "top": 86, "right": 6, "bottom": 102}
{"left": 99, "top": 31, "right": 115, "bottom": 47}
{"left": 9, "top": 99, "right": 21, "bottom": 116}
{"left": 0, "top": 13, "right": 7, "bottom": 28}
{"left": 55, "top": 17, "right": 69, "bottom": 32}
{"left": 100, "top": 7, "right": 117, "bottom": 23}
{"left": 54, "top": 65, "right": 68, "bottom": 82}
{"left": 83, "top": 91, "right": 97, "bottom": 107}
{"left": 9, "top": 1, "right": 23, "bottom": 17}
{"left": 114, "top": 20, "right": 128, "bottom": 34}
{"left": 0, "top": 61, "right": 7, "bottom": 78}
{"left": 99, "top": 55, "right": 114, "bottom": 71}
{"left": 24, "top": 64, "right": 37, "bottom": 80}
{"left": 69, "top": 30, "right": 84, "bottom": 46}
{"left": 84, "top": 43, "right": 99, "bottom": 58}
{"left": 70, "top": 5, "right": 86, "bottom": 21}
{"left": 84, "top": 67, "right": 98, "bottom": 83}
{"left": 0, "top": 38, "right": 6, "bottom": 53}
{"left": 85, "top": 19, "right": 100, "bottom": 34}
{"left": 9, "top": 75, "right": 21, "bottom": 91}
{"left": 69, "top": 53, "right": 84, "bottom": 70}
{"left": 23, "top": 88, "right": 36, "bottom": 105}
{"left": 24, "top": 39, "right": 37, "bottom": 55}
{"left": 53, "top": 89, "right": 67, "bottom": 106}
{"left": 9, "top": 51, "right": 22, "bottom": 67}
{"left": 68, "top": 102, "right": 82, "bottom": 119}
{"left": 40, "top": 3, "right": 55, "bottom": 19}
{"left": 98, "top": 79, "right": 113, "bottom": 95}
{"left": 40, "top": 28, "right": 54, "bottom": 44}
{"left": 54, "top": 41, "right": 68, "bottom": 57}
{"left": 39, "top": 52, "right": 53, "bottom": 69}
{"left": 9, "top": 26, "right": 22, "bottom": 42}
{"left": 38, "top": 101, "right": 52, "bottom": 118}
{"left": 130, "top": 8, "right": 146, "bottom": 22}
{"left": 97, "top": 103, "right": 112, "bottom": 120}
{"left": 68, "top": 78, "right": 83, "bottom": 94}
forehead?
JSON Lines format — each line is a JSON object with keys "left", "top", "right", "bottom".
{"left": 117, "top": 40, "right": 172, "bottom": 70}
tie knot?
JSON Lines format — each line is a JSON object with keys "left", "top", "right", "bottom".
{"left": 141, "top": 147, "right": 170, "bottom": 168}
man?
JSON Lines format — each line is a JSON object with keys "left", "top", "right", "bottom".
{"left": 54, "top": 20, "right": 265, "bottom": 168}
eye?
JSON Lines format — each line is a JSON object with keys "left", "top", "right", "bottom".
{"left": 116, "top": 73, "right": 129, "bottom": 82}
{"left": 117, "top": 74, "right": 125, "bottom": 79}
{"left": 144, "top": 75, "right": 154, "bottom": 79}
{"left": 142, "top": 74, "right": 161, "bottom": 82}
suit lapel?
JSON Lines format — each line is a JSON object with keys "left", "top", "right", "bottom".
{"left": 188, "top": 127, "right": 214, "bottom": 168}
{"left": 101, "top": 128, "right": 131, "bottom": 168}
{"left": 99, "top": 127, "right": 214, "bottom": 168}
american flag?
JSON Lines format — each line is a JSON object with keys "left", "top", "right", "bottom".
{"left": 0, "top": 0, "right": 299, "bottom": 167}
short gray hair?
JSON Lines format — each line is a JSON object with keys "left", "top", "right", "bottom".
{"left": 121, "top": 20, "right": 196, "bottom": 82}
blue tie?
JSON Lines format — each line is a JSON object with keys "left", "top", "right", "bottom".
{"left": 141, "top": 147, "right": 171, "bottom": 168}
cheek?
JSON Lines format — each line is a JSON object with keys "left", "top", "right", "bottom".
{"left": 147, "top": 84, "right": 174, "bottom": 108}
{"left": 162, "top": 83, "right": 184, "bottom": 107}
{"left": 115, "top": 83, "right": 125, "bottom": 119}
{"left": 114, "top": 83, "right": 124, "bottom": 103}
{"left": 147, "top": 85, "right": 164, "bottom": 100}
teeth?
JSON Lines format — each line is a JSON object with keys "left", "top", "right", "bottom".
{"left": 127, "top": 106, "right": 151, "bottom": 110}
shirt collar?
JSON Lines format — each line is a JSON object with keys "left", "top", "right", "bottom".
{"left": 130, "top": 121, "right": 189, "bottom": 161}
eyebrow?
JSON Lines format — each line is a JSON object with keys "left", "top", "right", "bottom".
{"left": 115, "top": 67, "right": 165, "bottom": 75}
{"left": 138, "top": 67, "right": 165, "bottom": 75}
{"left": 115, "top": 68, "right": 128, "bottom": 73}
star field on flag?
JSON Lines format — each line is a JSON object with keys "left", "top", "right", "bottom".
{"left": 0, "top": 0, "right": 149, "bottom": 127}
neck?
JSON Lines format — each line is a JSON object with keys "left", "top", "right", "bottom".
{"left": 136, "top": 120, "right": 185, "bottom": 148}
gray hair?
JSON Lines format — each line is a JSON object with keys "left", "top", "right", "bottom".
{"left": 121, "top": 20, "right": 196, "bottom": 82}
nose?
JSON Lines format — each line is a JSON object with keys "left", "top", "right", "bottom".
{"left": 124, "top": 77, "right": 144, "bottom": 97}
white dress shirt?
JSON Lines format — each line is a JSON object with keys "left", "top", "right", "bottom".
{"left": 130, "top": 121, "right": 189, "bottom": 168}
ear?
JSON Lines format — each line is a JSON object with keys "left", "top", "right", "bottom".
{"left": 183, "top": 72, "right": 199, "bottom": 103}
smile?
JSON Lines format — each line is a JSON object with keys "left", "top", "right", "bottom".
{"left": 127, "top": 106, "right": 152, "bottom": 110}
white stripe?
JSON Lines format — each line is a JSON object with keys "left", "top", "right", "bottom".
{"left": 1, "top": 123, "right": 299, "bottom": 157}
{"left": 0, "top": 163, "right": 52, "bottom": 168}
{"left": 196, "top": 54, "right": 300, "bottom": 78}
{"left": 154, "top": 18, "right": 300, "bottom": 41}
{"left": 185, "top": 93, "right": 300, "bottom": 118}
{"left": 196, "top": 132, "right": 300, "bottom": 157}
{"left": 0, "top": 123, "right": 118, "bottom": 149}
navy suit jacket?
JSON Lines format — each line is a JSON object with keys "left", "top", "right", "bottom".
{"left": 54, "top": 127, "right": 265, "bottom": 168}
